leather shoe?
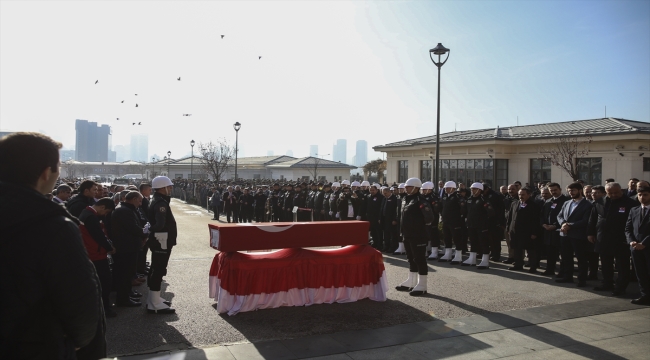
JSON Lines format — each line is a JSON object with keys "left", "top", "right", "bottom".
{"left": 593, "top": 285, "right": 614, "bottom": 291}
{"left": 395, "top": 286, "right": 412, "bottom": 292}
{"left": 576, "top": 282, "right": 587, "bottom": 288}
{"left": 115, "top": 299, "right": 142, "bottom": 307}
{"left": 555, "top": 278, "right": 573, "bottom": 283}
{"left": 630, "top": 297, "right": 650, "bottom": 305}
{"left": 147, "top": 307, "right": 176, "bottom": 314}
{"left": 611, "top": 289, "right": 626, "bottom": 297}
{"left": 502, "top": 258, "right": 515, "bottom": 264}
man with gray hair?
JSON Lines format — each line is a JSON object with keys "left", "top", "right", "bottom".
{"left": 53, "top": 184, "right": 72, "bottom": 204}
{"left": 588, "top": 182, "right": 637, "bottom": 295}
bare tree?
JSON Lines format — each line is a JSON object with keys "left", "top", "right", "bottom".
{"left": 539, "top": 132, "right": 593, "bottom": 181}
{"left": 78, "top": 164, "right": 91, "bottom": 179}
{"left": 363, "top": 159, "right": 387, "bottom": 183}
{"left": 306, "top": 157, "right": 325, "bottom": 181}
{"left": 61, "top": 160, "right": 78, "bottom": 179}
{"left": 198, "top": 139, "right": 234, "bottom": 181}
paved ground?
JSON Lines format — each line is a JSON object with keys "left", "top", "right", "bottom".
{"left": 105, "top": 199, "right": 648, "bottom": 358}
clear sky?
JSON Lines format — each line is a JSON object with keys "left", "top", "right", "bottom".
{"left": 1, "top": 0, "right": 648, "bottom": 163}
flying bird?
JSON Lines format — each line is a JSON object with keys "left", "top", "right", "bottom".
{"left": 116, "top": 118, "right": 119, "bottom": 120}
{"left": 221, "top": 35, "right": 224, "bottom": 39}
{"left": 259, "top": 56, "right": 262, "bottom": 59}
{"left": 182, "top": 114, "right": 192, "bottom": 116}
{"left": 135, "top": 104, "right": 138, "bottom": 107}
{"left": 138, "top": 122, "right": 141, "bottom": 125}
{"left": 135, "top": 94, "right": 138, "bottom": 96}
{"left": 177, "top": 77, "right": 181, "bottom": 81}
{"left": 121, "top": 100, "right": 124, "bottom": 103}
{"left": 95, "top": 80, "right": 98, "bottom": 84}
{"left": 132, "top": 123, "right": 135, "bottom": 125}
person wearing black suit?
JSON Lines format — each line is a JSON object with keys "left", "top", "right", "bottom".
{"left": 505, "top": 187, "right": 542, "bottom": 271}
{"left": 366, "top": 185, "right": 384, "bottom": 251}
{"left": 588, "top": 182, "right": 638, "bottom": 295}
{"left": 625, "top": 186, "right": 650, "bottom": 305}
{"left": 556, "top": 182, "right": 594, "bottom": 287}
{"left": 380, "top": 187, "right": 399, "bottom": 253}
{"left": 624, "top": 178, "right": 638, "bottom": 200}
{"left": 222, "top": 186, "right": 237, "bottom": 223}
{"left": 540, "top": 183, "right": 569, "bottom": 276}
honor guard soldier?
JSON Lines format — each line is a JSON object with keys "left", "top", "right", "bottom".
{"left": 439, "top": 181, "right": 467, "bottom": 263}
{"left": 283, "top": 184, "right": 295, "bottom": 222}
{"left": 481, "top": 183, "right": 505, "bottom": 261}
{"left": 381, "top": 186, "right": 399, "bottom": 253}
{"left": 320, "top": 183, "right": 332, "bottom": 221}
{"left": 395, "top": 178, "right": 435, "bottom": 296}
{"left": 313, "top": 182, "right": 325, "bottom": 221}
{"left": 365, "top": 184, "right": 384, "bottom": 250}
{"left": 327, "top": 182, "right": 341, "bottom": 220}
{"left": 270, "top": 183, "right": 283, "bottom": 222}
{"left": 421, "top": 182, "right": 441, "bottom": 260}
{"left": 294, "top": 183, "right": 309, "bottom": 221}
{"left": 394, "top": 183, "right": 407, "bottom": 254}
{"left": 463, "top": 183, "right": 494, "bottom": 268}
{"left": 307, "top": 183, "right": 318, "bottom": 220}
{"left": 147, "top": 176, "right": 176, "bottom": 314}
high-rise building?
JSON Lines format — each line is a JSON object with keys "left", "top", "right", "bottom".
{"left": 59, "top": 149, "right": 75, "bottom": 162}
{"left": 114, "top": 145, "right": 129, "bottom": 162}
{"left": 75, "top": 119, "right": 111, "bottom": 161}
{"left": 267, "top": 150, "right": 274, "bottom": 156}
{"left": 333, "top": 139, "right": 347, "bottom": 163}
{"left": 286, "top": 150, "right": 294, "bottom": 156}
{"left": 355, "top": 140, "right": 368, "bottom": 166}
{"left": 310, "top": 145, "right": 318, "bottom": 157}
{"left": 130, "top": 133, "right": 148, "bottom": 162}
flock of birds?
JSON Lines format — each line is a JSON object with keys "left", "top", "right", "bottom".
{"left": 93, "top": 35, "right": 262, "bottom": 127}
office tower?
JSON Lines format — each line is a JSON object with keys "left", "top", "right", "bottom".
{"left": 310, "top": 145, "right": 318, "bottom": 157}
{"left": 333, "top": 139, "right": 346, "bottom": 163}
{"left": 130, "top": 133, "right": 149, "bottom": 162}
{"left": 75, "top": 119, "right": 111, "bottom": 161}
{"left": 286, "top": 150, "right": 294, "bottom": 156}
{"left": 114, "top": 145, "right": 129, "bottom": 162}
{"left": 355, "top": 140, "right": 368, "bottom": 166}
{"left": 267, "top": 150, "right": 274, "bottom": 156}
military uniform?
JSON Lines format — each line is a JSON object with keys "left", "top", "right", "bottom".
{"left": 147, "top": 192, "right": 177, "bottom": 293}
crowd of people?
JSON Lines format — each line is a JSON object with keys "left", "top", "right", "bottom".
{"left": 198, "top": 176, "right": 650, "bottom": 304}
{"left": 1, "top": 133, "right": 178, "bottom": 359}
{"left": 1, "top": 132, "right": 649, "bottom": 360}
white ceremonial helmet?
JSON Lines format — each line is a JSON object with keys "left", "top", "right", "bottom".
{"left": 470, "top": 182, "right": 484, "bottom": 190}
{"left": 371, "top": 184, "right": 382, "bottom": 190}
{"left": 421, "top": 181, "right": 434, "bottom": 190}
{"left": 405, "top": 177, "right": 422, "bottom": 187}
{"left": 152, "top": 176, "right": 173, "bottom": 189}
{"left": 361, "top": 181, "right": 370, "bottom": 187}
{"left": 332, "top": 181, "right": 341, "bottom": 188}
{"left": 444, "top": 181, "right": 457, "bottom": 189}
{"left": 351, "top": 181, "right": 361, "bottom": 187}
{"left": 380, "top": 186, "right": 388, "bottom": 191}
{"left": 341, "top": 180, "right": 350, "bottom": 185}
{"left": 398, "top": 183, "right": 406, "bottom": 189}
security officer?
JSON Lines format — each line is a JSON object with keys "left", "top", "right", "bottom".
{"left": 439, "top": 181, "right": 467, "bottom": 263}
{"left": 307, "top": 182, "right": 319, "bottom": 220}
{"left": 314, "top": 182, "right": 325, "bottom": 221}
{"left": 481, "top": 183, "right": 505, "bottom": 261}
{"left": 365, "top": 184, "right": 383, "bottom": 250}
{"left": 394, "top": 184, "right": 407, "bottom": 255}
{"left": 395, "top": 178, "right": 435, "bottom": 296}
{"left": 327, "top": 182, "right": 341, "bottom": 220}
{"left": 269, "top": 183, "right": 283, "bottom": 222}
{"left": 283, "top": 184, "right": 295, "bottom": 222}
{"left": 463, "top": 183, "right": 494, "bottom": 268}
{"left": 381, "top": 186, "right": 399, "bottom": 253}
{"left": 238, "top": 188, "right": 254, "bottom": 222}
{"left": 253, "top": 188, "right": 268, "bottom": 223}
{"left": 421, "top": 182, "right": 441, "bottom": 260}
{"left": 320, "top": 183, "right": 332, "bottom": 221}
{"left": 294, "top": 183, "right": 309, "bottom": 221}
{"left": 146, "top": 176, "right": 176, "bottom": 314}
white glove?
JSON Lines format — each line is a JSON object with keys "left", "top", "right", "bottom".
{"left": 143, "top": 222, "right": 151, "bottom": 234}
{"left": 329, "top": 211, "right": 333, "bottom": 216}
{"left": 356, "top": 216, "right": 361, "bottom": 220}
{"left": 335, "top": 213, "right": 340, "bottom": 219}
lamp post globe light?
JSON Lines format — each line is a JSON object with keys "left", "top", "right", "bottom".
{"left": 233, "top": 122, "right": 241, "bottom": 182}
{"left": 429, "top": 43, "right": 450, "bottom": 193}
{"left": 167, "top": 151, "right": 172, "bottom": 178}
{"left": 190, "top": 140, "right": 195, "bottom": 181}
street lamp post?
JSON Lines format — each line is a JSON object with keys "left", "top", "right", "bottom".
{"left": 167, "top": 151, "right": 171, "bottom": 178}
{"left": 152, "top": 157, "right": 156, "bottom": 178}
{"left": 190, "top": 140, "right": 195, "bottom": 180}
{"left": 429, "top": 43, "right": 450, "bottom": 193}
{"left": 233, "top": 122, "right": 241, "bottom": 182}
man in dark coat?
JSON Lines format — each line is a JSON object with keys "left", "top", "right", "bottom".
{"left": 505, "top": 187, "right": 542, "bottom": 272}
{"left": 540, "top": 183, "right": 569, "bottom": 276}
{"left": 556, "top": 182, "right": 594, "bottom": 287}
{"left": 0, "top": 133, "right": 105, "bottom": 360}
{"left": 222, "top": 186, "right": 237, "bottom": 223}
{"left": 66, "top": 179, "right": 99, "bottom": 217}
{"left": 112, "top": 191, "right": 147, "bottom": 307}
{"left": 365, "top": 184, "right": 384, "bottom": 251}
{"left": 481, "top": 183, "right": 504, "bottom": 261}
{"left": 253, "top": 188, "right": 268, "bottom": 222}
{"left": 336, "top": 186, "right": 359, "bottom": 220}
{"left": 238, "top": 188, "right": 254, "bottom": 223}
{"left": 380, "top": 186, "right": 399, "bottom": 253}
{"left": 625, "top": 186, "right": 650, "bottom": 305}
{"left": 588, "top": 182, "right": 637, "bottom": 295}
